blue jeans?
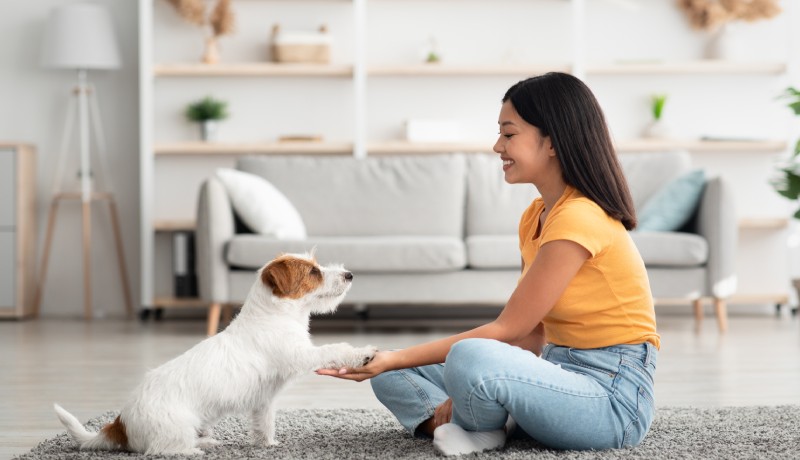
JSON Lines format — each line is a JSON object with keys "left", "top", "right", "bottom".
{"left": 371, "top": 338, "right": 657, "bottom": 450}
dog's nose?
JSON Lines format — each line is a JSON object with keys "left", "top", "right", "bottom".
{"left": 344, "top": 271, "right": 353, "bottom": 281}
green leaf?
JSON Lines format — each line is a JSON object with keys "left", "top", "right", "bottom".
{"left": 777, "top": 172, "right": 800, "bottom": 200}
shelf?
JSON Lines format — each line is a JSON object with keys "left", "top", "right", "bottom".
{"left": 738, "top": 218, "right": 790, "bottom": 230}
{"left": 154, "top": 141, "right": 354, "bottom": 155}
{"left": 368, "top": 64, "right": 571, "bottom": 77}
{"left": 587, "top": 61, "right": 787, "bottom": 75}
{"left": 152, "top": 139, "right": 787, "bottom": 156}
{"left": 154, "top": 220, "right": 196, "bottom": 232}
{"left": 367, "top": 141, "right": 492, "bottom": 154}
{"left": 154, "top": 63, "right": 353, "bottom": 77}
{"left": 616, "top": 139, "right": 787, "bottom": 153}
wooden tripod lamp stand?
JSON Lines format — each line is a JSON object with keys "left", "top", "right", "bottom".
{"left": 35, "top": 3, "right": 133, "bottom": 319}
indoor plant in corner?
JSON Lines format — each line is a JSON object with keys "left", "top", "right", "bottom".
{"left": 186, "top": 96, "right": 228, "bottom": 142}
{"left": 770, "top": 86, "right": 800, "bottom": 316}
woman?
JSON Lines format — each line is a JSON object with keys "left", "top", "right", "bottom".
{"left": 317, "top": 72, "right": 660, "bottom": 456}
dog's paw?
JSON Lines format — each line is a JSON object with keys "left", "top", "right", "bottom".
{"left": 196, "top": 437, "right": 221, "bottom": 448}
{"left": 358, "top": 345, "right": 378, "bottom": 366}
{"left": 339, "top": 345, "right": 377, "bottom": 368}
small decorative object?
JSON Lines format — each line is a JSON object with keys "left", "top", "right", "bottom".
{"left": 271, "top": 24, "right": 331, "bottom": 64}
{"left": 675, "top": 0, "right": 781, "bottom": 59}
{"left": 770, "top": 87, "right": 800, "bottom": 218}
{"left": 165, "top": 0, "right": 235, "bottom": 64}
{"left": 185, "top": 96, "right": 229, "bottom": 141}
{"left": 642, "top": 94, "right": 670, "bottom": 139}
{"left": 424, "top": 36, "right": 441, "bottom": 64}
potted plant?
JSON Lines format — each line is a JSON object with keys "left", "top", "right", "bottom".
{"left": 642, "top": 93, "right": 669, "bottom": 139}
{"left": 185, "top": 96, "right": 229, "bottom": 141}
{"left": 166, "top": 0, "right": 235, "bottom": 64}
{"left": 676, "top": 0, "right": 781, "bottom": 60}
{"left": 771, "top": 86, "right": 800, "bottom": 316}
{"left": 771, "top": 87, "right": 800, "bottom": 217}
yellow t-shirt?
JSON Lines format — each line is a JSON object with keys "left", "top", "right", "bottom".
{"left": 519, "top": 185, "right": 660, "bottom": 349}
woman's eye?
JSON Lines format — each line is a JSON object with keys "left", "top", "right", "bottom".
{"left": 504, "top": 134, "right": 514, "bottom": 139}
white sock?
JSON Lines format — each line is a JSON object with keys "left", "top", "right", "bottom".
{"left": 505, "top": 415, "right": 517, "bottom": 437}
{"left": 432, "top": 423, "right": 506, "bottom": 456}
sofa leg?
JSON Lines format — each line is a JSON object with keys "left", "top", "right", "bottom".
{"left": 354, "top": 303, "right": 369, "bottom": 321}
{"left": 207, "top": 303, "right": 222, "bottom": 336}
{"left": 692, "top": 298, "right": 704, "bottom": 323}
{"left": 714, "top": 298, "right": 728, "bottom": 333}
{"left": 221, "top": 303, "right": 234, "bottom": 325}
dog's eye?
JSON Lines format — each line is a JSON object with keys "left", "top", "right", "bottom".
{"left": 310, "top": 267, "right": 321, "bottom": 276}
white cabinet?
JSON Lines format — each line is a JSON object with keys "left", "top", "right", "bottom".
{"left": 0, "top": 144, "right": 37, "bottom": 318}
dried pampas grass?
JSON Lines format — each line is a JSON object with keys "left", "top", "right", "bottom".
{"left": 166, "top": 0, "right": 235, "bottom": 37}
{"left": 676, "top": 0, "right": 781, "bottom": 31}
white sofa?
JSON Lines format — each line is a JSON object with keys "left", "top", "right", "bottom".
{"left": 196, "top": 151, "right": 737, "bottom": 335}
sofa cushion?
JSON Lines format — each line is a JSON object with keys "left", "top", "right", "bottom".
{"left": 466, "top": 154, "right": 539, "bottom": 236}
{"left": 637, "top": 169, "right": 706, "bottom": 232}
{"left": 630, "top": 232, "right": 708, "bottom": 267}
{"left": 215, "top": 168, "right": 307, "bottom": 239}
{"left": 237, "top": 155, "right": 466, "bottom": 238}
{"left": 619, "top": 151, "right": 692, "bottom": 212}
{"left": 466, "top": 235, "right": 519, "bottom": 269}
{"left": 226, "top": 235, "right": 466, "bottom": 272}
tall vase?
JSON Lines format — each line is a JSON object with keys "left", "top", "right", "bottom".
{"left": 202, "top": 36, "right": 220, "bottom": 64}
{"left": 704, "top": 24, "right": 732, "bottom": 60}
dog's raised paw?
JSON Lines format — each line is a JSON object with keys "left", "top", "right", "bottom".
{"left": 360, "top": 345, "right": 378, "bottom": 366}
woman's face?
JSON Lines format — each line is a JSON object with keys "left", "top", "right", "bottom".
{"left": 493, "top": 100, "right": 556, "bottom": 185}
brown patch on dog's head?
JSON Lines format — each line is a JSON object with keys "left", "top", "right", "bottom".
{"left": 261, "top": 255, "right": 324, "bottom": 299}
{"left": 101, "top": 415, "right": 128, "bottom": 449}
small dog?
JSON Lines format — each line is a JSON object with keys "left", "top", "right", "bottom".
{"left": 54, "top": 253, "right": 376, "bottom": 455}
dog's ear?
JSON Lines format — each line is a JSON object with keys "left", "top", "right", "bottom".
{"left": 262, "top": 259, "right": 296, "bottom": 298}
{"left": 261, "top": 257, "right": 323, "bottom": 299}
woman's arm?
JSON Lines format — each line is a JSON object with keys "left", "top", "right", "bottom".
{"left": 317, "top": 239, "right": 589, "bottom": 381}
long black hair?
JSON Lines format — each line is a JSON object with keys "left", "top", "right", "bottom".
{"left": 503, "top": 72, "right": 637, "bottom": 230}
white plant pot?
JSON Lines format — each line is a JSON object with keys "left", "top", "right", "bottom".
{"left": 200, "top": 120, "right": 218, "bottom": 142}
{"left": 642, "top": 119, "right": 669, "bottom": 139}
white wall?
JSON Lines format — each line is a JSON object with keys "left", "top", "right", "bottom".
{"left": 0, "top": 0, "right": 139, "bottom": 317}
{"left": 1, "top": 0, "right": 797, "bottom": 316}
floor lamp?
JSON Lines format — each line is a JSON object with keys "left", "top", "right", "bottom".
{"left": 36, "top": 2, "right": 133, "bottom": 319}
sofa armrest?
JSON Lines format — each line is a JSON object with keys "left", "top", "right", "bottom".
{"left": 196, "top": 177, "right": 235, "bottom": 303}
{"left": 695, "top": 176, "right": 738, "bottom": 298}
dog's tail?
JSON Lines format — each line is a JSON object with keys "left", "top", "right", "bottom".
{"left": 53, "top": 404, "right": 128, "bottom": 451}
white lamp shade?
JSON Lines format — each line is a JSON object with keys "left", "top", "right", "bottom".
{"left": 41, "top": 2, "right": 121, "bottom": 70}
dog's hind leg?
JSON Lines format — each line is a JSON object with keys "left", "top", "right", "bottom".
{"left": 251, "top": 403, "right": 279, "bottom": 447}
{"left": 196, "top": 421, "right": 221, "bottom": 448}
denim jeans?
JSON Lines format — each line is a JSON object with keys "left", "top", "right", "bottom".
{"left": 371, "top": 338, "right": 657, "bottom": 450}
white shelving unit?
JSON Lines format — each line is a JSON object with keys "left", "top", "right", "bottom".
{"left": 139, "top": 0, "right": 793, "bottom": 310}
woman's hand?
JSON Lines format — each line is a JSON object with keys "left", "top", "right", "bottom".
{"left": 315, "top": 350, "right": 394, "bottom": 382}
{"left": 434, "top": 398, "right": 453, "bottom": 428}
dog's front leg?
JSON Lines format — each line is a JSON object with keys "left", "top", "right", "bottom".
{"left": 252, "top": 404, "right": 279, "bottom": 447}
{"left": 308, "top": 343, "right": 378, "bottom": 371}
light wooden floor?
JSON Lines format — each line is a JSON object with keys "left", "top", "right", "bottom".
{"left": 1, "top": 310, "right": 799, "bottom": 459}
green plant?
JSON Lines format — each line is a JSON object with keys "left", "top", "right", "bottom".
{"left": 185, "top": 96, "right": 229, "bottom": 122}
{"left": 771, "top": 87, "right": 800, "bottom": 218}
{"left": 651, "top": 94, "right": 668, "bottom": 121}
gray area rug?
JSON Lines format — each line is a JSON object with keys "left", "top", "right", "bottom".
{"left": 14, "top": 406, "right": 800, "bottom": 459}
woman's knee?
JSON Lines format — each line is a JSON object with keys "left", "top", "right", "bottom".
{"left": 444, "top": 338, "right": 503, "bottom": 380}
{"left": 370, "top": 369, "right": 398, "bottom": 398}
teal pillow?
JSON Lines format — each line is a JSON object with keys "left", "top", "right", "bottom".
{"left": 636, "top": 169, "right": 706, "bottom": 232}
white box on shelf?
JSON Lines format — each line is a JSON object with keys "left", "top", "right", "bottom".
{"left": 405, "top": 119, "right": 462, "bottom": 142}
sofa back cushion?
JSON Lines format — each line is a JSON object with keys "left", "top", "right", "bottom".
{"left": 618, "top": 150, "right": 692, "bottom": 212}
{"left": 237, "top": 154, "right": 467, "bottom": 237}
{"left": 466, "top": 154, "right": 540, "bottom": 236}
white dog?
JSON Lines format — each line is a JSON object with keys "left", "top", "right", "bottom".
{"left": 54, "top": 253, "right": 376, "bottom": 455}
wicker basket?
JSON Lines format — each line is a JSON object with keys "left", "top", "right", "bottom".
{"left": 271, "top": 24, "right": 331, "bottom": 64}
